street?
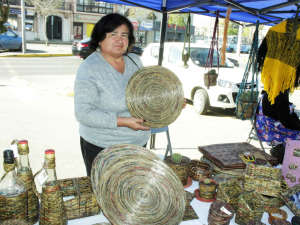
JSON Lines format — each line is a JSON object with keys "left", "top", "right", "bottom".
{"left": 1, "top": 56, "right": 300, "bottom": 181}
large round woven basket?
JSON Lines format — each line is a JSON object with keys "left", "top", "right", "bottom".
{"left": 91, "top": 144, "right": 186, "bottom": 225}
{"left": 126, "top": 65, "right": 184, "bottom": 128}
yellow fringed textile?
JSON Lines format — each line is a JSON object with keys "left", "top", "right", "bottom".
{"left": 261, "top": 19, "right": 300, "bottom": 104}
{"left": 220, "top": 7, "right": 232, "bottom": 65}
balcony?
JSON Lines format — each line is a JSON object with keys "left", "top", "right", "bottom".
{"left": 76, "top": 5, "right": 113, "bottom": 14}
{"left": 8, "top": 0, "right": 34, "bottom": 7}
{"left": 59, "top": 3, "right": 71, "bottom": 11}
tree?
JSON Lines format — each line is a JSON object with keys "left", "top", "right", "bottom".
{"left": 128, "top": 7, "right": 152, "bottom": 43}
{"left": 0, "top": 0, "right": 10, "bottom": 34}
{"left": 25, "top": 0, "right": 62, "bottom": 45}
{"left": 167, "top": 13, "right": 187, "bottom": 42}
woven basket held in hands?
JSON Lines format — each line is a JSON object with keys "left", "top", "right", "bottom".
{"left": 126, "top": 65, "right": 184, "bottom": 128}
{"left": 189, "top": 159, "right": 212, "bottom": 181}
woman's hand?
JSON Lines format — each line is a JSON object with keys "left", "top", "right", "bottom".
{"left": 117, "top": 117, "right": 150, "bottom": 131}
{"left": 183, "top": 98, "right": 187, "bottom": 109}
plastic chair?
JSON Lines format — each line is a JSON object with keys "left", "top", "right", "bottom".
{"left": 149, "top": 126, "right": 172, "bottom": 158}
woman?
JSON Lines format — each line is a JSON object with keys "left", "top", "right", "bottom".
{"left": 74, "top": 13, "right": 150, "bottom": 176}
{"left": 256, "top": 27, "right": 300, "bottom": 163}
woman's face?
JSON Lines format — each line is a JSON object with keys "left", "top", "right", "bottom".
{"left": 100, "top": 24, "right": 129, "bottom": 57}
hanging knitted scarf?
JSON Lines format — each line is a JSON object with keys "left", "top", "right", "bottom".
{"left": 261, "top": 19, "right": 300, "bottom": 104}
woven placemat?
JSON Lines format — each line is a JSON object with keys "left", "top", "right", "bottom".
{"left": 126, "top": 65, "right": 184, "bottom": 128}
{"left": 91, "top": 144, "right": 186, "bottom": 225}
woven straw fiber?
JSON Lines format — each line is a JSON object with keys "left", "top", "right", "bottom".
{"left": 217, "top": 179, "right": 243, "bottom": 211}
{"left": 268, "top": 208, "right": 287, "bottom": 224}
{"left": 164, "top": 156, "right": 191, "bottom": 186}
{"left": 91, "top": 144, "right": 186, "bottom": 225}
{"left": 126, "top": 65, "right": 184, "bottom": 128}
{"left": 247, "top": 221, "right": 266, "bottom": 225}
{"left": 0, "top": 219, "right": 30, "bottom": 225}
{"left": 235, "top": 191, "right": 264, "bottom": 225}
{"left": 208, "top": 200, "right": 235, "bottom": 225}
{"left": 280, "top": 183, "right": 300, "bottom": 217}
{"left": 189, "top": 159, "right": 212, "bottom": 181}
{"left": 257, "top": 194, "right": 285, "bottom": 213}
{"left": 244, "top": 164, "right": 282, "bottom": 197}
{"left": 58, "top": 176, "right": 101, "bottom": 220}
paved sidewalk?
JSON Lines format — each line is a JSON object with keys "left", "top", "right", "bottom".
{"left": 0, "top": 43, "right": 73, "bottom": 57}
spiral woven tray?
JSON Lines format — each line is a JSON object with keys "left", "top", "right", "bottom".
{"left": 126, "top": 65, "right": 184, "bottom": 128}
{"left": 91, "top": 144, "right": 186, "bottom": 225}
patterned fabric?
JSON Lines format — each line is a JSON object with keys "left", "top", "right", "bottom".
{"left": 261, "top": 19, "right": 300, "bottom": 104}
{"left": 256, "top": 94, "right": 300, "bottom": 145}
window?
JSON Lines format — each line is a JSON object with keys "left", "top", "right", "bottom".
{"left": 76, "top": 0, "right": 113, "bottom": 14}
{"left": 151, "top": 46, "right": 159, "bottom": 58}
{"left": 168, "top": 47, "right": 181, "bottom": 64}
{"left": 7, "top": 30, "right": 16, "bottom": 37}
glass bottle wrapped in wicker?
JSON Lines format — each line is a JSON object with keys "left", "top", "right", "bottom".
{"left": 33, "top": 149, "right": 67, "bottom": 225}
{"left": 0, "top": 150, "right": 28, "bottom": 222}
{"left": 17, "top": 140, "right": 39, "bottom": 224}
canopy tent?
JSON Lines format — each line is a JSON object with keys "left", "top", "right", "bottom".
{"left": 95, "top": 0, "right": 300, "bottom": 65}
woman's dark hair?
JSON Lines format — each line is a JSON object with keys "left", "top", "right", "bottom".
{"left": 89, "top": 13, "right": 135, "bottom": 53}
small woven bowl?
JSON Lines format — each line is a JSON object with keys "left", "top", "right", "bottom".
{"left": 189, "top": 159, "right": 212, "bottom": 181}
{"left": 126, "top": 65, "right": 184, "bottom": 128}
{"left": 268, "top": 208, "right": 288, "bottom": 224}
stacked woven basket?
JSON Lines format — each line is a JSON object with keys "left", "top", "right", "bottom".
{"left": 91, "top": 144, "right": 186, "bottom": 225}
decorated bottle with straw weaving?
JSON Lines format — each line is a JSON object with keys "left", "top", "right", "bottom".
{"left": 0, "top": 150, "right": 28, "bottom": 221}
{"left": 17, "top": 140, "right": 39, "bottom": 224}
{"left": 37, "top": 150, "right": 67, "bottom": 225}
{"left": 172, "top": 153, "right": 182, "bottom": 163}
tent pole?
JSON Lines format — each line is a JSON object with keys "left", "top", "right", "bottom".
{"left": 158, "top": 12, "right": 167, "bottom": 66}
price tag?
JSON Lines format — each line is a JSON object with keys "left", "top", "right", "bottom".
{"left": 10, "top": 144, "right": 19, "bottom": 158}
{"left": 220, "top": 206, "right": 232, "bottom": 215}
{"left": 36, "top": 169, "right": 48, "bottom": 185}
{"left": 271, "top": 213, "right": 283, "bottom": 218}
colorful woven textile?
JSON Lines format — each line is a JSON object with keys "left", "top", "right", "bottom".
{"left": 261, "top": 19, "right": 300, "bottom": 104}
{"left": 256, "top": 94, "right": 300, "bottom": 145}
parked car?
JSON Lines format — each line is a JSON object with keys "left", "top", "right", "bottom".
{"left": 0, "top": 29, "right": 22, "bottom": 51}
{"left": 72, "top": 37, "right": 144, "bottom": 59}
{"left": 141, "top": 42, "right": 261, "bottom": 115}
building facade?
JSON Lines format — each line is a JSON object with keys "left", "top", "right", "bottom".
{"left": 5, "top": 0, "right": 195, "bottom": 44}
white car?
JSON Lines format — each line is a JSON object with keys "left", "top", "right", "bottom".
{"left": 141, "top": 42, "right": 259, "bottom": 115}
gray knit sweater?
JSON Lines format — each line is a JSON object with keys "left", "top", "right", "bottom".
{"left": 74, "top": 51, "right": 150, "bottom": 148}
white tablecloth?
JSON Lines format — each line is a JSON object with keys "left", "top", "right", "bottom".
{"left": 65, "top": 178, "right": 295, "bottom": 225}
{"left": 36, "top": 154, "right": 296, "bottom": 224}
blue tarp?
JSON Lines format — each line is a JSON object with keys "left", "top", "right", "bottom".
{"left": 94, "top": 0, "right": 300, "bottom": 26}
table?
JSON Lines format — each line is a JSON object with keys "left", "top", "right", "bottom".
{"left": 35, "top": 154, "right": 296, "bottom": 224}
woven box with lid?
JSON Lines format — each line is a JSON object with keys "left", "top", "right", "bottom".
{"left": 244, "top": 164, "right": 281, "bottom": 197}
{"left": 258, "top": 194, "right": 285, "bottom": 213}
{"left": 217, "top": 179, "right": 243, "bottom": 211}
{"left": 235, "top": 191, "right": 265, "bottom": 225}
{"left": 58, "top": 176, "right": 101, "bottom": 220}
